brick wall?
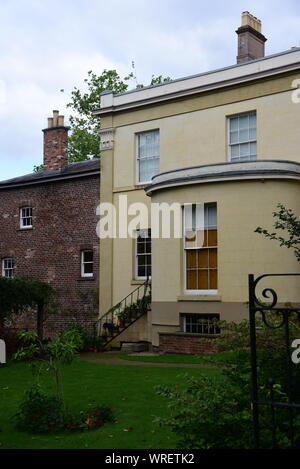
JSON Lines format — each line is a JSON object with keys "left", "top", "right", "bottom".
{"left": 159, "top": 333, "right": 218, "bottom": 354}
{"left": 0, "top": 174, "right": 100, "bottom": 337}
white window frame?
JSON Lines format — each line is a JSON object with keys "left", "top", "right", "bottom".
{"left": 228, "top": 111, "right": 257, "bottom": 162}
{"left": 2, "top": 258, "right": 14, "bottom": 278}
{"left": 182, "top": 314, "right": 220, "bottom": 335}
{"left": 81, "top": 250, "right": 94, "bottom": 278}
{"left": 135, "top": 229, "right": 152, "bottom": 280}
{"left": 184, "top": 203, "right": 218, "bottom": 295}
{"left": 136, "top": 130, "right": 160, "bottom": 185}
{"left": 20, "top": 206, "right": 33, "bottom": 229}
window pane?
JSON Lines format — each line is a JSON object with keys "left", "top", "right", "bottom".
{"left": 209, "top": 249, "right": 218, "bottom": 268}
{"left": 138, "top": 131, "right": 159, "bottom": 158}
{"left": 208, "top": 229, "right": 218, "bottom": 246}
{"left": 198, "top": 270, "right": 208, "bottom": 290}
{"left": 205, "top": 205, "right": 217, "bottom": 228}
{"left": 187, "top": 251, "right": 197, "bottom": 268}
{"left": 185, "top": 231, "right": 196, "bottom": 248}
{"left": 139, "top": 157, "right": 159, "bottom": 183}
{"left": 239, "top": 115, "right": 249, "bottom": 129}
{"left": 138, "top": 265, "right": 146, "bottom": 277}
{"left": 230, "top": 130, "right": 239, "bottom": 144}
{"left": 249, "top": 127, "right": 256, "bottom": 140}
{"left": 240, "top": 143, "right": 250, "bottom": 157}
{"left": 187, "top": 270, "right": 197, "bottom": 290}
{"left": 83, "top": 251, "right": 93, "bottom": 262}
{"left": 239, "top": 128, "right": 249, "bottom": 143}
{"left": 197, "top": 230, "right": 206, "bottom": 247}
{"left": 250, "top": 142, "right": 257, "bottom": 156}
{"left": 249, "top": 113, "right": 256, "bottom": 127}
{"left": 209, "top": 270, "right": 218, "bottom": 289}
{"left": 231, "top": 144, "right": 240, "bottom": 159}
{"left": 230, "top": 117, "right": 238, "bottom": 131}
{"left": 137, "top": 241, "right": 145, "bottom": 254}
{"left": 198, "top": 250, "right": 209, "bottom": 268}
{"left": 84, "top": 263, "right": 93, "bottom": 274}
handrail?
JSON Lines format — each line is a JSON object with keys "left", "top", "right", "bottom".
{"left": 93, "top": 278, "right": 151, "bottom": 344}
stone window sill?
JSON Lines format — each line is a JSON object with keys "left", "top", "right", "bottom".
{"left": 158, "top": 331, "right": 220, "bottom": 338}
{"left": 131, "top": 279, "right": 146, "bottom": 285}
{"left": 77, "top": 277, "right": 96, "bottom": 282}
{"left": 177, "top": 295, "right": 222, "bottom": 302}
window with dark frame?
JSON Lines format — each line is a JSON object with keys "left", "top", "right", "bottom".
{"left": 136, "top": 229, "right": 151, "bottom": 279}
{"left": 2, "top": 258, "right": 14, "bottom": 278}
{"left": 20, "top": 206, "right": 33, "bottom": 229}
{"left": 181, "top": 313, "right": 220, "bottom": 335}
{"left": 81, "top": 250, "right": 94, "bottom": 278}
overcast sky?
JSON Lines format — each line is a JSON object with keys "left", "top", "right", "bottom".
{"left": 1, "top": 0, "right": 300, "bottom": 180}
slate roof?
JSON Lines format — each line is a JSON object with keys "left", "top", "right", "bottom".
{"left": 0, "top": 159, "right": 100, "bottom": 189}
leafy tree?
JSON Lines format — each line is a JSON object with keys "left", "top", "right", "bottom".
{"left": 64, "top": 68, "right": 171, "bottom": 162}
{"left": 255, "top": 203, "right": 300, "bottom": 261}
{"left": 0, "top": 277, "right": 56, "bottom": 339}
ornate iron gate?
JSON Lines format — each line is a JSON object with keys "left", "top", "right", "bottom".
{"left": 249, "top": 273, "right": 300, "bottom": 448}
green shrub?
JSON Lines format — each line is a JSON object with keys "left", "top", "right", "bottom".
{"left": 156, "top": 315, "right": 300, "bottom": 449}
{"left": 15, "top": 385, "right": 115, "bottom": 434}
{"left": 16, "top": 385, "right": 65, "bottom": 434}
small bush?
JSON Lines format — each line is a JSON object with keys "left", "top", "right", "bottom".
{"left": 16, "top": 386, "right": 65, "bottom": 434}
{"left": 15, "top": 385, "right": 115, "bottom": 434}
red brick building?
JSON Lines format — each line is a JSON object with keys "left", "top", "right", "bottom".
{"left": 0, "top": 111, "right": 100, "bottom": 337}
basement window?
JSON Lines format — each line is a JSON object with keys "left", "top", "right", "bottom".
{"left": 2, "top": 258, "right": 14, "bottom": 278}
{"left": 20, "top": 207, "right": 33, "bottom": 229}
{"left": 181, "top": 314, "right": 220, "bottom": 335}
{"left": 81, "top": 250, "right": 94, "bottom": 278}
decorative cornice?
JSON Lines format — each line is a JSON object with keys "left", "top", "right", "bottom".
{"left": 93, "top": 49, "right": 300, "bottom": 117}
{"left": 99, "top": 127, "right": 114, "bottom": 151}
{"left": 145, "top": 160, "right": 300, "bottom": 195}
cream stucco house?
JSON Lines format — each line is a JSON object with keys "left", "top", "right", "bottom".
{"left": 94, "top": 12, "right": 300, "bottom": 353}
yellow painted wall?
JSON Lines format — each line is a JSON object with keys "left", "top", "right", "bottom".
{"left": 113, "top": 89, "right": 300, "bottom": 190}
{"left": 151, "top": 179, "right": 300, "bottom": 304}
{"left": 99, "top": 72, "right": 300, "bottom": 345}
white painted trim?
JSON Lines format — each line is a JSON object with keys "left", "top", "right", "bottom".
{"left": 135, "top": 129, "right": 160, "bottom": 185}
{"left": 20, "top": 206, "right": 33, "bottom": 229}
{"left": 146, "top": 160, "right": 300, "bottom": 195}
{"left": 81, "top": 250, "right": 94, "bottom": 278}
{"left": 96, "top": 49, "right": 300, "bottom": 114}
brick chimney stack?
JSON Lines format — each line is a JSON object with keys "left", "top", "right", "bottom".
{"left": 236, "top": 11, "right": 267, "bottom": 64}
{"left": 43, "top": 110, "right": 69, "bottom": 172}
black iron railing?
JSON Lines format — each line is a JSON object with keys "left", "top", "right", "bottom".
{"left": 94, "top": 278, "right": 151, "bottom": 346}
{"left": 249, "top": 273, "right": 300, "bottom": 448}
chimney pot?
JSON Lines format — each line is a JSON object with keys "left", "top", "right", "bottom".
{"left": 236, "top": 11, "right": 267, "bottom": 63}
{"left": 43, "top": 110, "right": 69, "bottom": 172}
{"left": 52, "top": 110, "right": 59, "bottom": 127}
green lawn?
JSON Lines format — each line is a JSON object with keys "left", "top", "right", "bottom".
{"left": 0, "top": 359, "right": 222, "bottom": 449}
{"left": 119, "top": 351, "right": 234, "bottom": 365}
